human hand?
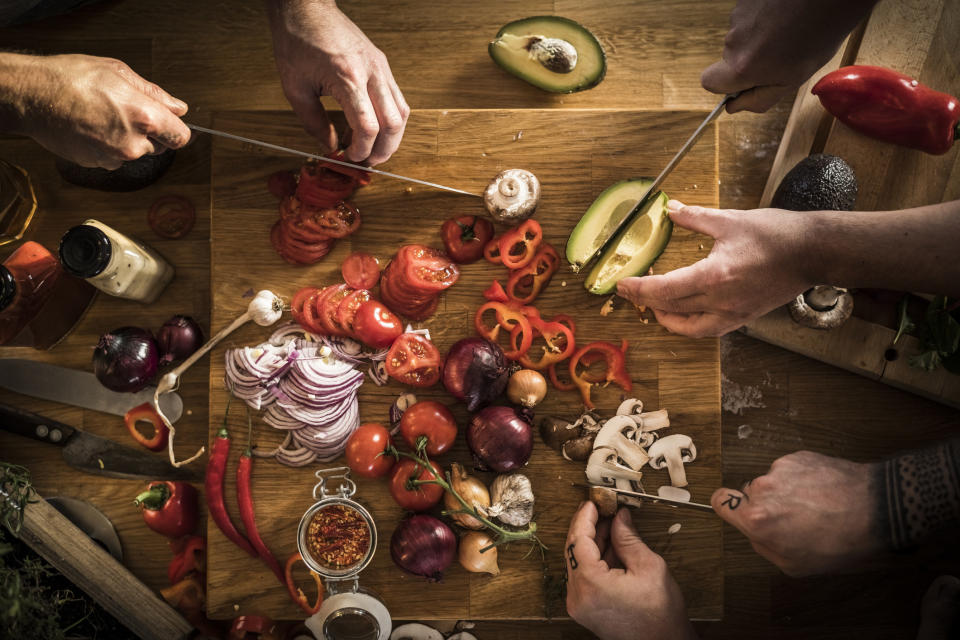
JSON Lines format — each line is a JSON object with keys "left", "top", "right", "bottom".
{"left": 565, "top": 503, "right": 697, "bottom": 640}
{"left": 9, "top": 54, "right": 190, "bottom": 169}
{"left": 702, "top": 0, "right": 878, "bottom": 113}
{"left": 267, "top": 0, "right": 409, "bottom": 166}
{"left": 711, "top": 451, "right": 885, "bottom": 577}
{"left": 616, "top": 199, "right": 817, "bottom": 337}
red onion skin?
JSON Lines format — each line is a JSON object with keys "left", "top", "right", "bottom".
{"left": 157, "top": 314, "right": 204, "bottom": 364}
{"left": 467, "top": 405, "right": 533, "bottom": 472}
{"left": 442, "top": 337, "right": 510, "bottom": 412}
{"left": 93, "top": 327, "right": 159, "bottom": 392}
{"left": 390, "top": 514, "right": 456, "bottom": 582}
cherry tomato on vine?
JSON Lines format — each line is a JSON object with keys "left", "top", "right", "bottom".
{"left": 344, "top": 423, "right": 394, "bottom": 478}
{"left": 389, "top": 458, "right": 443, "bottom": 511}
{"left": 399, "top": 401, "right": 458, "bottom": 456}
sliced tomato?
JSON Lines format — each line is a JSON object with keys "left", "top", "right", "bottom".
{"left": 299, "top": 201, "right": 362, "bottom": 239}
{"left": 440, "top": 215, "right": 495, "bottom": 264}
{"left": 148, "top": 195, "right": 195, "bottom": 239}
{"left": 316, "top": 284, "right": 353, "bottom": 336}
{"left": 324, "top": 150, "right": 372, "bottom": 186}
{"left": 299, "top": 290, "right": 327, "bottom": 335}
{"left": 291, "top": 286, "right": 319, "bottom": 325}
{"left": 396, "top": 245, "right": 459, "bottom": 295}
{"left": 296, "top": 162, "right": 356, "bottom": 207}
{"left": 336, "top": 289, "right": 371, "bottom": 337}
{"left": 267, "top": 170, "right": 297, "bottom": 199}
{"left": 379, "top": 272, "right": 440, "bottom": 320}
{"left": 352, "top": 300, "right": 403, "bottom": 349}
{"left": 341, "top": 252, "right": 380, "bottom": 289}
{"left": 385, "top": 334, "right": 442, "bottom": 387}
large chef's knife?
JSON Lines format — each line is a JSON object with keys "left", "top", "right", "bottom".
{"left": 576, "top": 93, "right": 739, "bottom": 273}
{"left": 0, "top": 359, "right": 183, "bottom": 422}
{"left": 187, "top": 124, "right": 482, "bottom": 198}
{"left": 574, "top": 483, "right": 714, "bottom": 512}
{"left": 0, "top": 402, "right": 200, "bottom": 481}
{"left": 46, "top": 496, "right": 123, "bottom": 561}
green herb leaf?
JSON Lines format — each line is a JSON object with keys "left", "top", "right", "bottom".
{"left": 893, "top": 294, "right": 915, "bottom": 345}
{"left": 925, "top": 295, "right": 960, "bottom": 356}
{"left": 909, "top": 350, "right": 942, "bottom": 372}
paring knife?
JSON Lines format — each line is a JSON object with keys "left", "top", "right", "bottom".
{"left": 576, "top": 93, "right": 740, "bottom": 272}
{"left": 0, "top": 402, "right": 200, "bottom": 482}
{"left": 46, "top": 496, "right": 123, "bottom": 561}
{"left": 0, "top": 359, "right": 183, "bottom": 423}
{"left": 187, "top": 124, "right": 482, "bottom": 198}
{"left": 574, "top": 483, "right": 714, "bottom": 512}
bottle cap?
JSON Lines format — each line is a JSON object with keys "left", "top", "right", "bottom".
{"left": 59, "top": 224, "right": 112, "bottom": 278}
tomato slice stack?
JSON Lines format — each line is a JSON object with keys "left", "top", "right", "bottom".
{"left": 267, "top": 156, "right": 368, "bottom": 266}
{"left": 379, "top": 245, "right": 460, "bottom": 321}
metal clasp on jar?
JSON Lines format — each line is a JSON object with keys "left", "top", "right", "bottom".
{"left": 313, "top": 466, "right": 357, "bottom": 500}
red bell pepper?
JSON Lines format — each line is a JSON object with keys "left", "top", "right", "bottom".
{"left": 498, "top": 219, "right": 543, "bottom": 270}
{"left": 284, "top": 552, "right": 324, "bottom": 615}
{"left": 229, "top": 615, "right": 282, "bottom": 640}
{"left": 168, "top": 535, "right": 205, "bottom": 585}
{"left": 505, "top": 243, "right": 560, "bottom": 305}
{"left": 548, "top": 362, "right": 576, "bottom": 391}
{"left": 513, "top": 316, "right": 575, "bottom": 370}
{"left": 123, "top": 402, "right": 169, "bottom": 452}
{"left": 134, "top": 481, "right": 198, "bottom": 539}
{"left": 475, "top": 301, "right": 533, "bottom": 358}
{"left": 569, "top": 340, "right": 632, "bottom": 409}
{"left": 812, "top": 65, "right": 959, "bottom": 155}
{"left": 483, "top": 236, "right": 502, "bottom": 264}
{"left": 161, "top": 573, "right": 222, "bottom": 639}
{"left": 482, "top": 279, "right": 509, "bottom": 303}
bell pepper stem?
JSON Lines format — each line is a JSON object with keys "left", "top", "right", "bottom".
{"left": 134, "top": 484, "right": 170, "bottom": 509}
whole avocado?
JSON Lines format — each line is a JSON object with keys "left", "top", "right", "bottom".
{"left": 56, "top": 148, "right": 176, "bottom": 192}
{"left": 771, "top": 153, "right": 858, "bottom": 211}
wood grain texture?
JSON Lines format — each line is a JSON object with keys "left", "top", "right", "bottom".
{"left": 206, "top": 108, "right": 721, "bottom": 620}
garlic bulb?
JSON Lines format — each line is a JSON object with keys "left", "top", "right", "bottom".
{"left": 458, "top": 531, "right": 500, "bottom": 576}
{"left": 507, "top": 369, "right": 547, "bottom": 408}
{"left": 248, "top": 290, "right": 283, "bottom": 326}
{"left": 483, "top": 169, "right": 541, "bottom": 224}
{"left": 445, "top": 463, "right": 490, "bottom": 529}
{"left": 481, "top": 473, "right": 534, "bottom": 527}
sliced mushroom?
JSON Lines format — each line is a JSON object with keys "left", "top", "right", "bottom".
{"left": 585, "top": 447, "right": 645, "bottom": 487}
{"left": 448, "top": 634, "right": 479, "bottom": 640}
{"left": 633, "top": 409, "right": 671, "bottom": 447}
{"left": 390, "top": 623, "right": 444, "bottom": 640}
{"left": 657, "top": 485, "right": 691, "bottom": 503}
{"left": 616, "top": 398, "right": 644, "bottom": 416}
{"left": 593, "top": 416, "right": 649, "bottom": 470}
{"left": 562, "top": 433, "right": 596, "bottom": 461}
{"left": 787, "top": 285, "right": 853, "bottom": 329}
{"left": 589, "top": 485, "right": 619, "bottom": 517}
{"left": 614, "top": 476, "right": 645, "bottom": 508}
{"left": 647, "top": 434, "right": 696, "bottom": 487}
{"left": 483, "top": 169, "right": 541, "bottom": 224}
{"left": 526, "top": 36, "right": 578, "bottom": 73}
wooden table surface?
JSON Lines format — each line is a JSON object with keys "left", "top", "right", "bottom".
{"left": 1, "top": 1, "right": 958, "bottom": 638}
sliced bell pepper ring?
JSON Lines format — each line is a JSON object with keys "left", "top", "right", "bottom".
{"left": 514, "top": 317, "right": 575, "bottom": 370}
{"left": 482, "top": 279, "right": 509, "bottom": 303}
{"left": 475, "top": 301, "right": 533, "bottom": 358}
{"left": 569, "top": 340, "right": 632, "bottom": 409}
{"left": 483, "top": 236, "right": 502, "bottom": 264}
{"left": 505, "top": 243, "right": 560, "bottom": 305}
{"left": 285, "top": 552, "right": 324, "bottom": 615}
{"left": 124, "top": 402, "right": 169, "bottom": 452}
{"left": 548, "top": 362, "right": 576, "bottom": 391}
{"left": 498, "top": 219, "right": 543, "bottom": 270}
{"left": 168, "top": 535, "right": 205, "bottom": 585}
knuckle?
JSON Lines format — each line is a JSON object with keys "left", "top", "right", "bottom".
{"left": 357, "top": 121, "right": 379, "bottom": 139}
{"left": 397, "top": 101, "right": 411, "bottom": 120}
{"left": 381, "top": 114, "right": 404, "bottom": 135}
{"left": 118, "top": 146, "right": 142, "bottom": 162}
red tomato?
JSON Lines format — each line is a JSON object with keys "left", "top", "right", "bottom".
{"left": 267, "top": 170, "right": 297, "bottom": 199}
{"left": 385, "top": 334, "right": 442, "bottom": 387}
{"left": 389, "top": 458, "right": 443, "bottom": 511}
{"left": 393, "top": 245, "right": 460, "bottom": 295}
{"left": 341, "top": 252, "right": 381, "bottom": 289}
{"left": 352, "top": 300, "right": 403, "bottom": 348}
{"left": 316, "top": 284, "right": 353, "bottom": 336}
{"left": 336, "top": 289, "right": 371, "bottom": 337}
{"left": 399, "top": 401, "right": 457, "bottom": 456}
{"left": 296, "top": 163, "right": 355, "bottom": 207}
{"left": 344, "top": 423, "right": 395, "bottom": 478}
{"left": 299, "top": 201, "right": 361, "bottom": 238}
{"left": 440, "top": 215, "right": 495, "bottom": 264}
{"left": 299, "top": 290, "right": 327, "bottom": 335}
{"left": 290, "top": 286, "right": 318, "bottom": 325}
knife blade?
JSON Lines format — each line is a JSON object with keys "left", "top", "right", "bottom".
{"left": 575, "top": 93, "right": 739, "bottom": 273}
{"left": 187, "top": 124, "right": 482, "bottom": 198}
{"left": 0, "top": 359, "right": 183, "bottom": 423}
{"left": 574, "top": 483, "right": 714, "bottom": 512}
{"left": 46, "top": 496, "right": 123, "bottom": 561}
{"left": 0, "top": 402, "right": 200, "bottom": 481}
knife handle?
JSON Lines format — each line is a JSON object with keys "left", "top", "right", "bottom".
{"left": 0, "top": 402, "right": 77, "bottom": 447}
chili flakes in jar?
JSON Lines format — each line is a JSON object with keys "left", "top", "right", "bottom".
{"left": 307, "top": 504, "right": 371, "bottom": 569}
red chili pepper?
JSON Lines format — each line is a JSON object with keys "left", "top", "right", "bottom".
{"left": 506, "top": 243, "right": 560, "bottom": 305}
{"left": 134, "top": 481, "right": 198, "bottom": 539}
{"left": 498, "top": 219, "right": 543, "bottom": 270}
{"left": 229, "top": 615, "right": 282, "bottom": 640}
{"left": 812, "top": 65, "right": 960, "bottom": 155}
{"left": 475, "top": 301, "right": 533, "bottom": 358}
{"left": 123, "top": 402, "right": 169, "bottom": 452}
{"left": 482, "top": 279, "right": 509, "bottom": 303}
{"left": 284, "top": 552, "right": 324, "bottom": 615}
{"left": 205, "top": 398, "right": 258, "bottom": 559}
{"left": 568, "top": 340, "right": 632, "bottom": 409}
{"left": 237, "top": 410, "right": 285, "bottom": 586}
{"left": 515, "top": 316, "right": 576, "bottom": 370}
{"left": 167, "top": 535, "right": 205, "bottom": 585}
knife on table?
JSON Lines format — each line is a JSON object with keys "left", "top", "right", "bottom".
{"left": 46, "top": 496, "right": 123, "bottom": 561}
{"left": 574, "top": 92, "right": 740, "bottom": 273}
{"left": 574, "top": 483, "right": 715, "bottom": 512}
{"left": 0, "top": 359, "right": 183, "bottom": 423}
{"left": 0, "top": 402, "right": 200, "bottom": 481}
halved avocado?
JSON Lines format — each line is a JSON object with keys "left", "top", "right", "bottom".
{"left": 584, "top": 192, "right": 672, "bottom": 295}
{"left": 566, "top": 178, "right": 654, "bottom": 272}
{"left": 489, "top": 16, "right": 606, "bottom": 93}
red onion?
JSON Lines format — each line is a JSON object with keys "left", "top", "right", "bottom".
{"left": 442, "top": 337, "right": 510, "bottom": 412}
{"left": 390, "top": 515, "right": 456, "bottom": 582}
{"left": 157, "top": 314, "right": 204, "bottom": 364}
{"left": 467, "top": 405, "right": 533, "bottom": 472}
{"left": 92, "top": 327, "right": 159, "bottom": 392}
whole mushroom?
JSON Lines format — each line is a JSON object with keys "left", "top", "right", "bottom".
{"left": 483, "top": 169, "right": 541, "bottom": 224}
{"left": 788, "top": 285, "right": 854, "bottom": 329}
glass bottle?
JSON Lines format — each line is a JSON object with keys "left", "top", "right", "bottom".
{"left": 0, "top": 159, "right": 38, "bottom": 246}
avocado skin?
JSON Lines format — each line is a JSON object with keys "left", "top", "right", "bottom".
{"left": 771, "top": 153, "right": 858, "bottom": 212}
{"left": 56, "top": 148, "right": 176, "bottom": 192}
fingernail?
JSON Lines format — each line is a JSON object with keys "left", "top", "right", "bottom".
{"left": 666, "top": 199, "right": 684, "bottom": 214}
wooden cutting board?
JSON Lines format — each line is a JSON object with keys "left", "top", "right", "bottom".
{"left": 746, "top": 0, "right": 960, "bottom": 408}
{"left": 207, "top": 109, "right": 722, "bottom": 620}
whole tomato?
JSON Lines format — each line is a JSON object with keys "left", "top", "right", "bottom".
{"left": 389, "top": 458, "right": 443, "bottom": 511}
{"left": 399, "top": 400, "right": 458, "bottom": 456}
{"left": 344, "top": 423, "right": 395, "bottom": 478}
{"left": 441, "top": 215, "right": 494, "bottom": 264}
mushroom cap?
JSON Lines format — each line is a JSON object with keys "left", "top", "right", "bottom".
{"left": 646, "top": 434, "right": 696, "bottom": 468}
{"left": 483, "top": 169, "right": 541, "bottom": 224}
{"left": 787, "top": 286, "right": 853, "bottom": 329}
{"left": 593, "top": 416, "right": 649, "bottom": 469}
{"left": 589, "top": 486, "right": 619, "bottom": 517}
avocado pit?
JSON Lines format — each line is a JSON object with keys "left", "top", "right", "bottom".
{"left": 526, "top": 36, "right": 578, "bottom": 73}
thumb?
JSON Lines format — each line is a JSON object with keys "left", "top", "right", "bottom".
{"left": 710, "top": 487, "right": 753, "bottom": 536}
{"left": 609, "top": 508, "right": 655, "bottom": 574}
{"left": 667, "top": 199, "right": 729, "bottom": 239}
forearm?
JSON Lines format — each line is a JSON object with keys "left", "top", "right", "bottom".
{"left": 0, "top": 52, "right": 44, "bottom": 134}
{"left": 807, "top": 200, "right": 960, "bottom": 296}
{"left": 877, "top": 438, "right": 960, "bottom": 550}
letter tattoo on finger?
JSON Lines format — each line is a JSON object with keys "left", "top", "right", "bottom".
{"left": 720, "top": 492, "right": 745, "bottom": 510}
{"left": 567, "top": 543, "right": 578, "bottom": 570}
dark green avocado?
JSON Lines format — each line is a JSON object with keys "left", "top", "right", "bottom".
{"left": 771, "top": 153, "right": 858, "bottom": 211}
{"left": 56, "top": 148, "right": 176, "bottom": 192}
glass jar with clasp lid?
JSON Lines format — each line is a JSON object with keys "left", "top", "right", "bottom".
{"left": 298, "top": 467, "right": 391, "bottom": 640}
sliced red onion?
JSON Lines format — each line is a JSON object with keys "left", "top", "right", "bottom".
{"left": 368, "top": 360, "right": 388, "bottom": 386}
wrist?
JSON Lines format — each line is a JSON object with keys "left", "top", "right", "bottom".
{"left": 794, "top": 209, "right": 839, "bottom": 287}
{"left": 0, "top": 53, "right": 45, "bottom": 135}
